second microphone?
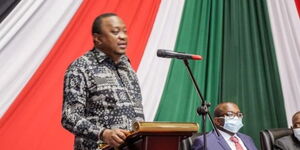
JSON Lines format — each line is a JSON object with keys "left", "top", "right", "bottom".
{"left": 157, "top": 49, "right": 202, "bottom": 60}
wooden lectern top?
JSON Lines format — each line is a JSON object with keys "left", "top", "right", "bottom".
{"left": 132, "top": 121, "right": 199, "bottom": 133}
{"left": 101, "top": 122, "right": 199, "bottom": 150}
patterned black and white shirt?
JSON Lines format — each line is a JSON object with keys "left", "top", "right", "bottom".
{"left": 62, "top": 48, "right": 144, "bottom": 150}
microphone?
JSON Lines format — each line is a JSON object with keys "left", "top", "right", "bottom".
{"left": 157, "top": 49, "right": 202, "bottom": 60}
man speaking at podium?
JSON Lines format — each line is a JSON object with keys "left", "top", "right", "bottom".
{"left": 61, "top": 13, "right": 144, "bottom": 150}
{"left": 192, "top": 102, "right": 257, "bottom": 150}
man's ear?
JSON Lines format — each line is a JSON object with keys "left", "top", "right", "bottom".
{"left": 93, "top": 33, "right": 102, "bottom": 45}
{"left": 214, "top": 117, "right": 224, "bottom": 126}
{"left": 213, "top": 118, "right": 219, "bottom": 126}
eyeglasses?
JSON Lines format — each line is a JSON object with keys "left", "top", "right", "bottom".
{"left": 293, "top": 124, "right": 300, "bottom": 128}
{"left": 221, "top": 111, "right": 244, "bottom": 119}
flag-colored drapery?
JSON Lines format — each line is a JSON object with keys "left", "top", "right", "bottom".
{"left": 0, "top": 0, "right": 299, "bottom": 149}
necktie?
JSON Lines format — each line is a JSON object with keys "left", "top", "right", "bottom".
{"left": 230, "top": 136, "right": 244, "bottom": 150}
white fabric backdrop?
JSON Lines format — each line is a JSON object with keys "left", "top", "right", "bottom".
{"left": 137, "top": 0, "right": 185, "bottom": 121}
{"left": 0, "top": 0, "right": 83, "bottom": 117}
{"left": 266, "top": 0, "right": 300, "bottom": 126}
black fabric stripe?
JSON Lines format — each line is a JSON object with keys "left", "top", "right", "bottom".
{"left": 0, "top": 0, "right": 21, "bottom": 23}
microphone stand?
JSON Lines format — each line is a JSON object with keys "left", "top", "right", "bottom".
{"left": 182, "top": 59, "right": 220, "bottom": 150}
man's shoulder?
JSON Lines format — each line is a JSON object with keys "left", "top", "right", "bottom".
{"left": 194, "top": 131, "right": 217, "bottom": 141}
{"left": 236, "top": 132, "right": 256, "bottom": 143}
{"left": 276, "top": 135, "right": 295, "bottom": 145}
{"left": 278, "top": 135, "right": 293, "bottom": 141}
{"left": 67, "top": 50, "right": 95, "bottom": 70}
{"left": 275, "top": 135, "right": 300, "bottom": 150}
{"left": 236, "top": 132, "right": 258, "bottom": 150}
{"left": 192, "top": 131, "right": 226, "bottom": 150}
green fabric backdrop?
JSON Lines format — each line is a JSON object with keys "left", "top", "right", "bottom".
{"left": 155, "top": 0, "right": 287, "bottom": 146}
{"left": 155, "top": 0, "right": 223, "bottom": 126}
{"left": 221, "top": 0, "right": 287, "bottom": 145}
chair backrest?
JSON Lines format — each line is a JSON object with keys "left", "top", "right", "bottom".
{"left": 260, "top": 128, "right": 293, "bottom": 150}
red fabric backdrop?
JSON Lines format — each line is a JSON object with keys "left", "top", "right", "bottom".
{"left": 296, "top": 0, "right": 300, "bottom": 17}
{"left": 0, "top": 0, "right": 161, "bottom": 149}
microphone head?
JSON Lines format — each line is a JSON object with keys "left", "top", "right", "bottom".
{"left": 157, "top": 49, "right": 169, "bottom": 57}
{"left": 157, "top": 49, "right": 203, "bottom": 60}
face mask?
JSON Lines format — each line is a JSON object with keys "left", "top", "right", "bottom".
{"left": 293, "top": 128, "right": 300, "bottom": 141}
{"left": 222, "top": 116, "right": 244, "bottom": 133}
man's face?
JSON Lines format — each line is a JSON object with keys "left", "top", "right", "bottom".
{"left": 293, "top": 114, "right": 300, "bottom": 129}
{"left": 214, "top": 103, "right": 241, "bottom": 127}
{"left": 94, "top": 16, "right": 128, "bottom": 59}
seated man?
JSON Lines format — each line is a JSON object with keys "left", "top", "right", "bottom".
{"left": 192, "top": 102, "right": 257, "bottom": 150}
{"left": 275, "top": 111, "right": 300, "bottom": 150}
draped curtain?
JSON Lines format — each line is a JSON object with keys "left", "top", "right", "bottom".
{"left": 0, "top": 0, "right": 20, "bottom": 22}
{"left": 137, "top": 0, "right": 186, "bottom": 121}
{"left": 0, "top": 0, "right": 82, "bottom": 117}
{"left": 155, "top": 0, "right": 288, "bottom": 146}
{"left": 266, "top": 0, "right": 300, "bottom": 126}
{"left": 155, "top": 0, "right": 224, "bottom": 124}
{"left": 221, "top": 0, "right": 287, "bottom": 145}
{"left": 0, "top": 0, "right": 299, "bottom": 149}
{"left": 0, "top": 0, "right": 161, "bottom": 149}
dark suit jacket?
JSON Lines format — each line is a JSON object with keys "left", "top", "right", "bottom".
{"left": 275, "top": 135, "right": 300, "bottom": 150}
{"left": 191, "top": 130, "right": 258, "bottom": 150}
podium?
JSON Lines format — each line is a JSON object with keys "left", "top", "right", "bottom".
{"left": 102, "top": 122, "right": 199, "bottom": 150}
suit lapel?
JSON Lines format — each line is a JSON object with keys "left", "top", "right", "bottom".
{"left": 213, "top": 130, "right": 232, "bottom": 150}
{"left": 237, "top": 133, "right": 252, "bottom": 150}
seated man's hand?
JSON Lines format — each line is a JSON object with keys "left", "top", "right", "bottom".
{"left": 102, "top": 129, "right": 130, "bottom": 147}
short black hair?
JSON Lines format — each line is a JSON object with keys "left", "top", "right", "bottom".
{"left": 92, "top": 13, "right": 118, "bottom": 34}
{"left": 214, "top": 102, "right": 238, "bottom": 117}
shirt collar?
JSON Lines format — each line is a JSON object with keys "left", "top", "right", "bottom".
{"left": 217, "top": 129, "right": 237, "bottom": 140}
{"left": 93, "top": 48, "right": 128, "bottom": 65}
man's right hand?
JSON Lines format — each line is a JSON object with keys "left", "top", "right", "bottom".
{"left": 102, "top": 129, "right": 130, "bottom": 147}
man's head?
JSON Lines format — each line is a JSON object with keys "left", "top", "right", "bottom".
{"left": 292, "top": 111, "right": 300, "bottom": 141}
{"left": 92, "top": 13, "right": 128, "bottom": 62}
{"left": 292, "top": 111, "right": 300, "bottom": 128}
{"left": 213, "top": 102, "right": 244, "bottom": 135}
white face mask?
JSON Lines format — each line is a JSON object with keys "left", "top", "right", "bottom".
{"left": 293, "top": 128, "right": 300, "bottom": 141}
{"left": 223, "top": 116, "right": 244, "bottom": 133}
